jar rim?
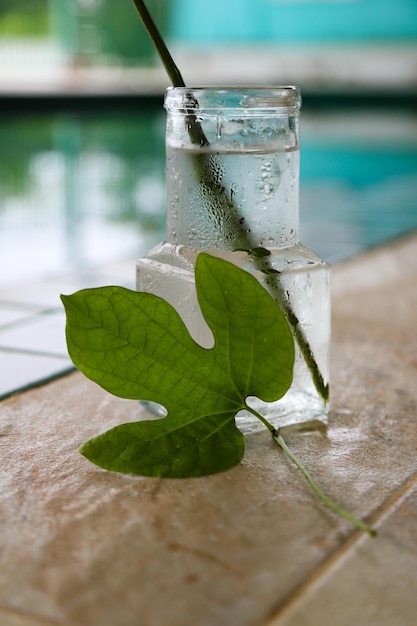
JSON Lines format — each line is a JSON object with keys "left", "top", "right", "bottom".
{"left": 164, "top": 86, "right": 301, "bottom": 112}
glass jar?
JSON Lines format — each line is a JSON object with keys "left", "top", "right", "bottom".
{"left": 137, "top": 86, "right": 330, "bottom": 432}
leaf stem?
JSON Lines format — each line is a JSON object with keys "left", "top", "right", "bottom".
{"left": 245, "top": 404, "right": 376, "bottom": 537}
{"left": 130, "top": 0, "right": 328, "bottom": 403}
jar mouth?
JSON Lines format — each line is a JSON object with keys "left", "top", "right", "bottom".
{"left": 164, "top": 86, "right": 301, "bottom": 112}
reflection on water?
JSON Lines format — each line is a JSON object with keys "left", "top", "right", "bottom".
{"left": 1, "top": 103, "right": 416, "bottom": 289}
{"left": 0, "top": 107, "right": 166, "bottom": 289}
{"left": 300, "top": 109, "right": 417, "bottom": 261}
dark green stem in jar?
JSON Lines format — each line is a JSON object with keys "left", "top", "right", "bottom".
{"left": 131, "top": 0, "right": 185, "bottom": 88}
{"left": 130, "top": 0, "right": 208, "bottom": 148}
{"left": 131, "top": 0, "right": 328, "bottom": 402}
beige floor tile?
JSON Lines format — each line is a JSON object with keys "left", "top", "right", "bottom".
{"left": 0, "top": 610, "right": 58, "bottom": 626}
{"left": 1, "top": 233, "right": 417, "bottom": 626}
{"left": 266, "top": 476, "right": 417, "bottom": 626}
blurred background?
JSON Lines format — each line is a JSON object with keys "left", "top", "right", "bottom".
{"left": 1, "top": 0, "right": 417, "bottom": 289}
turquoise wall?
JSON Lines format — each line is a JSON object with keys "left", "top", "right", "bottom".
{"left": 170, "top": 0, "right": 417, "bottom": 44}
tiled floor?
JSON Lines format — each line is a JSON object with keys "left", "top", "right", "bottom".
{"left": 1, "top": 232, "right": 417, "bottom": 626}
{"left": 0, "top": 259, "right": 135, "bottom": 399}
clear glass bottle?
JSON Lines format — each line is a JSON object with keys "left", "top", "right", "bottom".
{"left": 137, "top": 86, "right": 330, "bottom": 432}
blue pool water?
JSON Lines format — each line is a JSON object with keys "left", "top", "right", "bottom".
{"left": 171, "top": 0, "right": 417, "bottom": 43}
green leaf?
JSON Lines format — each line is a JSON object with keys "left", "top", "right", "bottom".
{"left": 61, "top": 253, "right": 294, "bottom": 477}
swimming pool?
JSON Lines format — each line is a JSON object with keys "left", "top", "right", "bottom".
{"left": 1, "top": 98, "right": 416, "bottom": 289}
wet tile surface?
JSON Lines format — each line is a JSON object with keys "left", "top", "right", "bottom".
{"left": 0, "top": 302, "right": 43, "bottom": 327}
{"left": 0, "top": 263, "right": 135, "bottom": 399}
{"left": 0, "top": 349, "right": 72, "bottom": 398}
{"left": 0, "top": 303, "right": 72, "bottom": 398}
{"left": 0, "top": 311, "right": 68, "bottom": 356}
{"left": 1, "top": 233, "right": 417, "bottom": 626}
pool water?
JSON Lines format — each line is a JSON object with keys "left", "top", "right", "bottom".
{"left": 300, "top": 107, "right": 417, "bottom": 262}
{"left": 0, "top": 105, "right": 167, "bottom": 289}
{"left": 1, "top": 101, "right": 416, "bottom": 289}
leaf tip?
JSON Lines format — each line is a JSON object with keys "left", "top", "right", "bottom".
{"left": 60, "top": 293, "right": 68, "bottom": 306}
{"left": 78, "top": 438, "right": 93, "bottom": 460}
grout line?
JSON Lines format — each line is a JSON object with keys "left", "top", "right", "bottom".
{"left": 0, "top": 298, "right": 51, "bottom": 310}
{"left": 0, "top": 346, "right": 70, "bottom": 359}
{"left": 0, "top": 310, "right": 63, "bottom": 332}
{"left": 262, "top": 471, "right": 417, "bottom": 625}
{"left": 0, "top": 366, "right": 75, "bottom": 401}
